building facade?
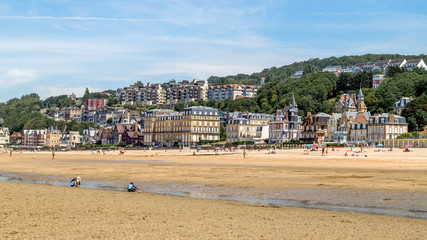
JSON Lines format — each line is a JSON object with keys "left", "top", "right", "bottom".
{"left": 45, "top": 127, "right": 62, "bottom": 147}
{"left": 208, "top": 84, "right": 260, "bottom": 101}
{"left": 322, "top": 66, "right": 342, "bottom": 76}
{"left": 117, "top": 83, "right": 165, "bottom": 106}
{"left": 393, "top": 96, "right": 412, "bottom": 115}
{"left": 0, "top": 127, "right": 10, "bottom": 145}
{"left": 269, "top": 95, "right": 302, "bottom": 143}
{"left": 143, "top": 106, "right": 220, "bottom": 146}
{"left": 300, "top": 112, "right": 331, "bottom": 143}
{"left": 165, "top": 80, "right": 209, "bottom": 105}
{"left": 22, "top": 130, "right": 47, "bottom": 146}
{"left": 84, "top": 98, "right": 108, "bottom": 111}
{"left": 372, "top": 74, "right": 385, "bottom": 89}
{"left": 367, "top": 114, "right": 408, "bottom": 143}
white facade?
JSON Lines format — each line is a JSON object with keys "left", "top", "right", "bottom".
{"left": 0, "top": 127, "right": 10, "bottom": 145}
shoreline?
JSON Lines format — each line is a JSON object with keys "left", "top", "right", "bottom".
{"left": 1, "top": 181, "right": 427, "bottom": 239}
{"left": 1, "top": 148, "right": 426, "bottom": 238}
{"left": 1, "top": 169, "right": 426, "bottom": 220}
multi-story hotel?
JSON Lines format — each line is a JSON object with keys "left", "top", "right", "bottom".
{"left": 143, "top": 106, "right": 220, "bottom": 146}
{"left": 207, "top": 84, "right": 260, "bottom": 101}
{"left": 117, "top": 83, "right": 165, "bottom": 106}
{"left": 367, "top": 113, "right": 408, "bottom": 143}
{"left": 22, "top": 130, "right": 47, "bottom": 146}
{"left": 59, "top": 107, "right": 83, "bottom": 121}
{"left": 226, "top": 112, "right": 274, "bottom": 143}
{"left": 165, "top": 80, "right": 209, "bottom": 104}
{"left": 84, "top": 98, "right": 108, "bottom": 111}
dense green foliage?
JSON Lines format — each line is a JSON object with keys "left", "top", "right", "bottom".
{"left": 1, "top": 54, "right": 427, "bottom": 133}
{"left": 401, "top": 95, "right": 427, "bottom": 131}
{"left": 0, "top": 93, "right": 99, "bottom": 133}
{"left": 207, "top": 54, "right": 426, "bottom": 85}
{"left": 0, "top": 94, "right": 54, "bottom": 132}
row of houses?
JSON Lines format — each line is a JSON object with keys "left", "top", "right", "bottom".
{"left": 0, "top": 93, "right": 416, "bottom": 147}
{"left": 1, "top": 127, "right": 84, "bottom": 148}
{"left": 293, "top": 58, "right": 427, "bottom": 78}
{"left": 224, "top": 90, "right": 412, "bottom": 145}
{"left": 116, "top": 80, "right": 262, "bottom": 107}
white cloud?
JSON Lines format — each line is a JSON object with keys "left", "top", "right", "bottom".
{"left": 35, "top": 85, "right": 103, "bottom": 100}
{"left": 0, "top": 69, "right": 37, "bottom": 86}
{"left": 0, "top": 16, "right": 181, "bottom": 24}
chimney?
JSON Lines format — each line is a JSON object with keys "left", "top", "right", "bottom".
{"left": 389, "top": 114, "right": 394, "bottom": 123}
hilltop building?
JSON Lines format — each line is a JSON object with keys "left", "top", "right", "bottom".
{"left": 84, "top": 98, "right": 108, "bottom": 111}
{"left": 117, "top": 83, "right": 165, "bottom": 106}
{"left": 322, "top": 66, "right": 342, "bottom": 76}
{"left": 207, "top": 84, "right": 260, "bottom": 101}
{"left": 372, "top": 74, "right": 385, "bottom": 89}
{"left": 165, "top": 80, "right": 209, "bottom": 105}
{"left": 393, "top": 97, "right": 412, "bottom": 115}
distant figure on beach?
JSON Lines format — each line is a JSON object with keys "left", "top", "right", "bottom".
{"left": 70, "top": 176, "right": 81, "bottom": 187}
{"left": 322, "top": 148, "right": 325, "bottom": 156}
{"left": 52, "top": 151, "right": 55, "bottom": 160}
{"left": 127, "top": 182, "right": 140, "bottom": 192}
{"left": 243, "top": 149, "right": 247, "bottom": 159}
{"left": 9, "top": 150, "right": 12, "bottom": 157}
{"left": 345, "top": 152, "right": 348, "bottom": 156}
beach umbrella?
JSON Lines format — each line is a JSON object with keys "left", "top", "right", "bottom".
{"left": 305, "top": 144, "right": 311, "bottom": 147}
{"left": 377, "top": 144, "right": 383, "bottom": 147}
{"left": 197, "top": 147, "right": 202, "bottom": 150}
{"left": 406, "top": 144, "right": 412, "bottom": 147}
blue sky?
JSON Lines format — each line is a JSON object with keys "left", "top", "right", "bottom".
{"left": 0, "top": 0, "right": 426, "bottom": 102}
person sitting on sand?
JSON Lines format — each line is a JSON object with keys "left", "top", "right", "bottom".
{"left": 70, "top": 176, "right": 81, "bottom": 187}
{"left": 127, "top": 182, "right": 140, "bottom": 192}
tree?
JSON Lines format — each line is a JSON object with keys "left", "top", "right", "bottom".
{"left": 174, "top": 103, "right": 186, "bottom": 112}
{"left": 386, "top": 66, "right": 405, "bottom": 77}
{"left": 401, "top": 95, "right": 427, "bottom": 131}
{"left": 82, "top": 88, "right": 91, "bottom": 100}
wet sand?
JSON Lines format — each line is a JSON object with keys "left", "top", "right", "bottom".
{"left": 1, "top": 148, "right": 426, "bottom": 192}
{"left": 1, "top": 181, "right": 427, "bottom": 239}
{"left": 1, "top": 148, "right": 426, "bottom": 239}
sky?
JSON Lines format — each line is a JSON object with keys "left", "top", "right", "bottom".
{"left": 0, "top": 0, "right": 426, "bottom": 102}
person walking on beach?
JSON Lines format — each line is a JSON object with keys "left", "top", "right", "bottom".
{"left": 127, "top": 182, "right": 140, "bottom": 192}
{"left": 243, "top": 149, "right": 247, "bottom": 159}
{"left": 52, "top": 151, "right": 55, "bottom": 160}
{"left": 9, "top": 149, "right": 12, "bottom": 157}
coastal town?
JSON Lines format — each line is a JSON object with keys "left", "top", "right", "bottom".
{"left": 1, "top": 58, "right": 426, "bottom": 150}
{"left": 2, "top": 1, "right": 427, "bottom": 239}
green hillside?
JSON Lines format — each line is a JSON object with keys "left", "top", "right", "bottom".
{"left": 207, "top": 54, "right": 426, "bottom": 85}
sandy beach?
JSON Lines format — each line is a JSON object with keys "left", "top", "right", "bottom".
{"left": 1, "top": 147, "right": 426, "bottom": 239}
